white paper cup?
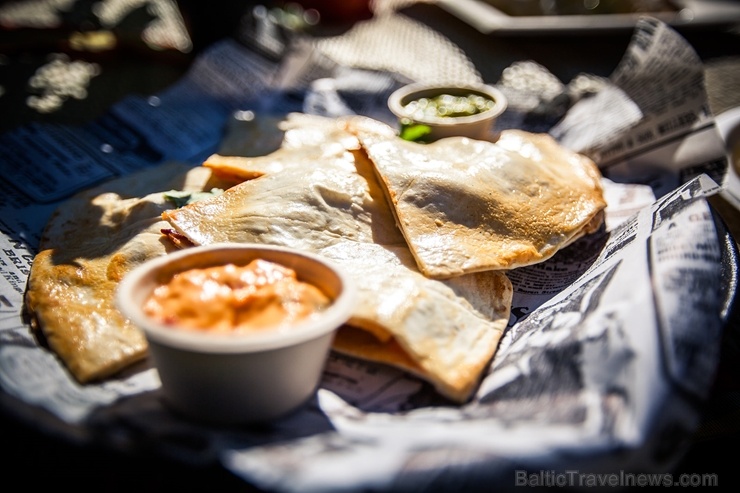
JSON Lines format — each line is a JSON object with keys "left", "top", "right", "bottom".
{"left": 116, "top": 243, "right": 356, "bottom": 425}
{"left": 388, "top": 83, "right": 507, "bottom": 142}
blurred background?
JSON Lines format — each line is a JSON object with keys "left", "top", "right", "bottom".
{"left": 0, "top": 0, "right": 380, "bottom": 133}
{"left": 2, "top": 0, "right": 739, "bottom": 136}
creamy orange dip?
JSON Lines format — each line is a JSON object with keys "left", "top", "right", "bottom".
{"left": 143, "top": 259, "right": 331, "bottom": 332}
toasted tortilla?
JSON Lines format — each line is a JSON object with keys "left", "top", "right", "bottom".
{"left": 24, "top": 162, "right": 222, "bottom": 383}
{"left": 322, "top": 241, "right": 511, "bottom": 402}
{"left": 166, "top": 115, "right": 405, "bottom": 250}
{"left": 203, "top": 114, "right": 365, "bottom": 183}
{"left": 356, "top": 128, "right": 607, "bottom": 279}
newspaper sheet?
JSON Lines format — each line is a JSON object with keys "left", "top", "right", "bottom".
{"left": 0, "top": 16, "right": 734, "bottom": 493}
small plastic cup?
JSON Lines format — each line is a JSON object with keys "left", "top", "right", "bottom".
{"left": 116, "top": 243, "right": 356, "bottom": 425}
{"left": 388, "top": 83, "right": 507, "bottom": 142}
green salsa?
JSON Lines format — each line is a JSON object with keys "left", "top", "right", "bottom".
{"left": 403, "top": 93, "right": 496, "bottom": 120}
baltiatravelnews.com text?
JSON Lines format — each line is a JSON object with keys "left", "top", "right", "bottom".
{"left": 515, "top": 470, "right": 718, "bottom": 488}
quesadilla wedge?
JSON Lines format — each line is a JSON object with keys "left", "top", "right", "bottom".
{"left": 356, "top": 128, "right": 607, "bottom": 279}
{"left": 322, "top": 241, "right": 511, "bottom": 402}
{"left": 167, "top": 115, "right": 406, "bottom": 250}
{"left": 24, "top": 162, "right": 225, "bottom": 383}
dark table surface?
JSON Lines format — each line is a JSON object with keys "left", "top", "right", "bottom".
{"left": 2, "top": 0, "right": 739, "bottom": 490}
